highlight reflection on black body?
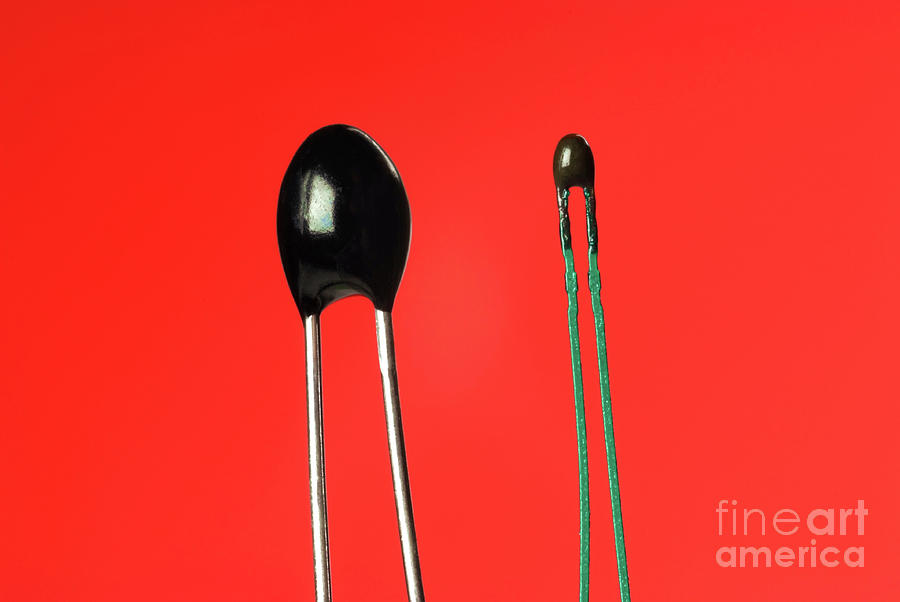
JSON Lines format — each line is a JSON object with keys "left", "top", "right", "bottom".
{"left": 277, "top": 124, "right": 411, "bottom": 317}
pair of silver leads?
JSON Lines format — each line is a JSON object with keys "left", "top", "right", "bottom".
{"left": 304, "top": 312, "right": 423, "bottom": 602}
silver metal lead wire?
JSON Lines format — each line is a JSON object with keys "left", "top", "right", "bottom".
{"left": 304, "top": 314, "right": 332, "bottom": 602}
{"left": 376, "top": 310, "right": 425, "bottom": 602}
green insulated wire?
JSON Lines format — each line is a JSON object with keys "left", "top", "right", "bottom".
{"left": 585, "top": 187, "right": 631, "bottom": 602}
{"left": 557, "top": 188, "right": 591, "bottom": 602}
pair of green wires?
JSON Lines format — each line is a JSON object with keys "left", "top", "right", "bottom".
{"left": 553, "top": 134, "right": 631, "bottom": 602}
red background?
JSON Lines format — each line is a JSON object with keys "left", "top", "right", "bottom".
{"left": 2, "top": 1, "right": 899, "bottom": 600}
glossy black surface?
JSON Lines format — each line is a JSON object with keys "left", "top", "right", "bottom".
{"left": 277, "top": 125, "right": 411, "bottom": 317}
{"left": 553, "top": 134, "right": 595, "bottom": 190}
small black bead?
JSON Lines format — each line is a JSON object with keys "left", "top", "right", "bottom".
{"left": 553, "top": 134, "right": 594, "bottom": 190}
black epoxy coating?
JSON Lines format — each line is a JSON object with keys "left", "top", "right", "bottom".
{"left": 277, "top": 124, "right": 411, "bottom": 318}
{"left": 553, "top": 134, "right": 595, "bottom": 190}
